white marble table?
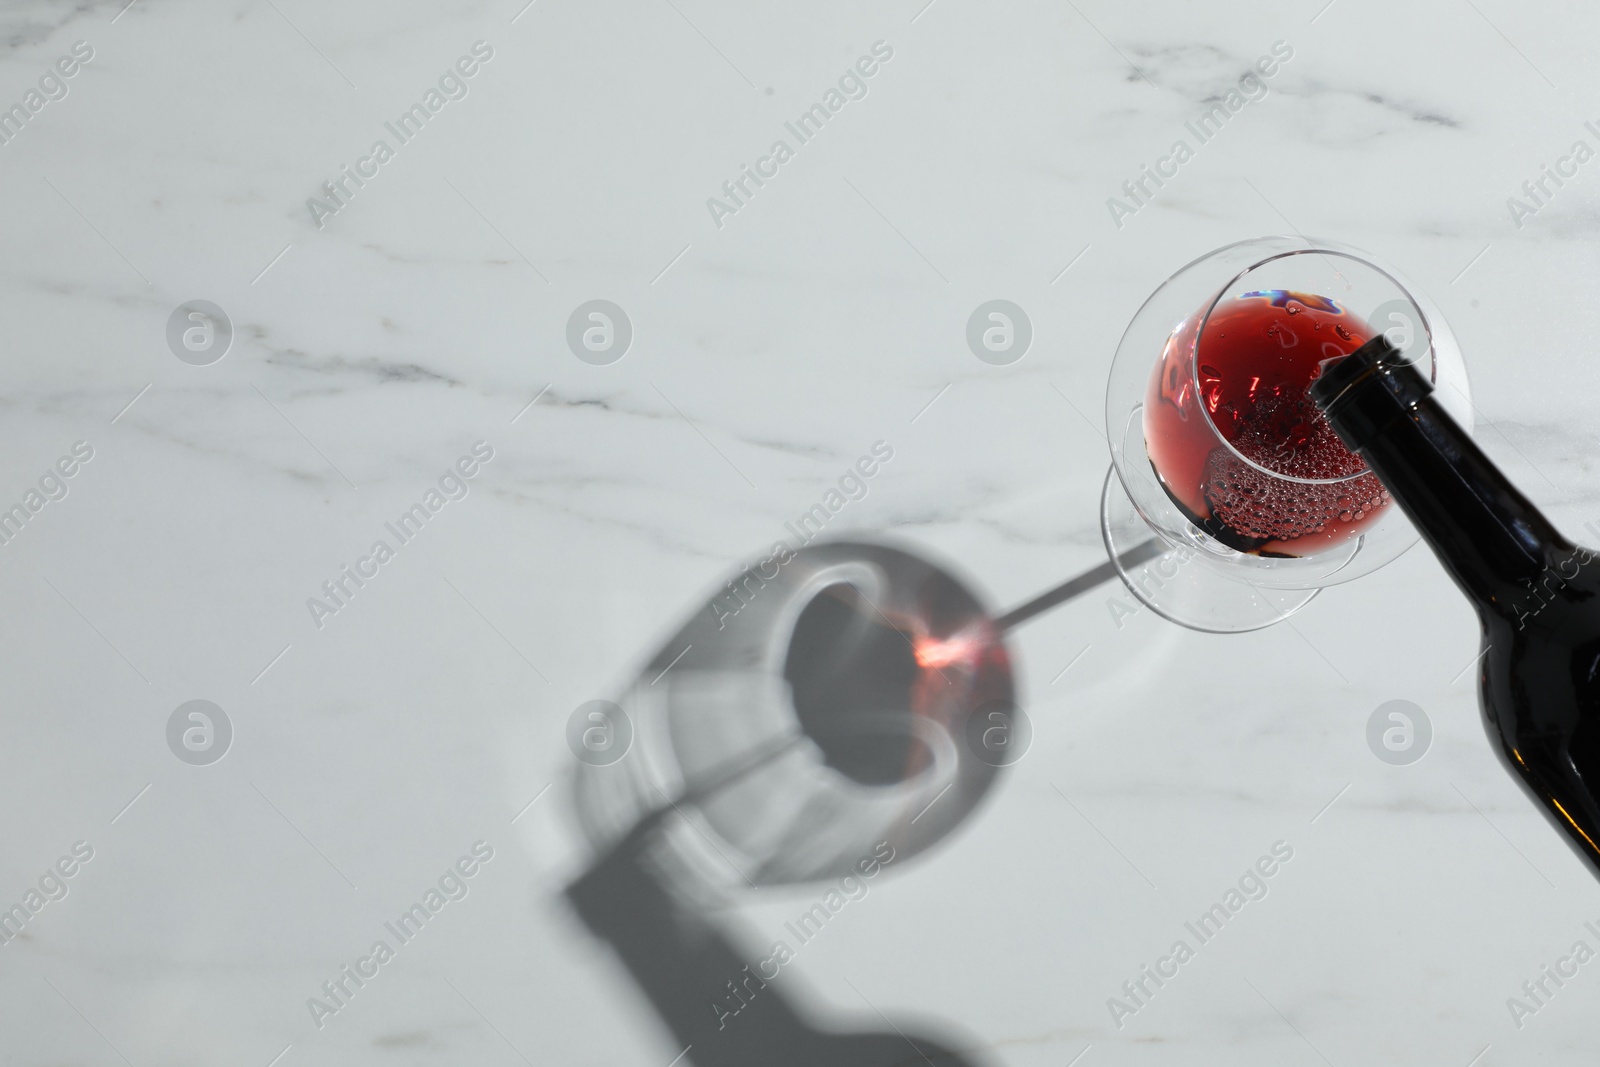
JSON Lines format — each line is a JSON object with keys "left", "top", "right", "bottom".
{"left": 3, "top": 0, "right": 1600, "bottom": 1063}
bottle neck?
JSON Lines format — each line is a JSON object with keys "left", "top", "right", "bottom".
{"left": 1313, "top": 338, "right": 1570, "bottom": 618}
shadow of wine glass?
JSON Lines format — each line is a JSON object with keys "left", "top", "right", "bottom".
{"left": 563, "top": 540, "right": 1006, "bottom": 1066}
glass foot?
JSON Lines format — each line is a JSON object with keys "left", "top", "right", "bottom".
{"left": 1100, "top": 466, "right": 1319, "bottom": 633}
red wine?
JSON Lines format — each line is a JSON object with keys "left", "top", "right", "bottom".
{"left": 1143, "top": 290, "right": 1391, "bottom": 555}
{"left": 1312, "top": 337, "right": 1600, "bottom": 883}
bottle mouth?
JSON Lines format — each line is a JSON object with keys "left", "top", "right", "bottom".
{"left": 1309, "top": 333, "right": 1434, "bottom": 449}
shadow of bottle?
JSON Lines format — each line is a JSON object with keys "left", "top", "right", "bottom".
{"left": 566, "top": 809, "right": 981, "bottom": 1067}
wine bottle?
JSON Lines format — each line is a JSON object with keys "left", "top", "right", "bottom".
{"left": 1310, "top": 335, "right": 1600, "bottom": 880}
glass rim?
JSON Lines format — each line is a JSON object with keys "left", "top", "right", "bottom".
{"left": 1187, "top": 247, "right": 1436, "bottom": 486}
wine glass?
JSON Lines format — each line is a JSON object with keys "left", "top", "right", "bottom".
{"left": 1101, "top": 235, "right": 1474, "bottom": 632}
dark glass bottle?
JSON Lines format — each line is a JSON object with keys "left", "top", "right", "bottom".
{"left": 1311, "top": 336, "right": 1600, "bottom": 881}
